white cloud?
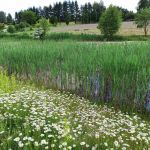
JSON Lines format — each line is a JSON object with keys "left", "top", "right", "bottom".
{"left": 0, "top": 0, "right": 139, "bottom": 17}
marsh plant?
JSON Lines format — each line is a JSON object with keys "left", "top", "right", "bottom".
{"left": 0, "top": 39, "right": 150, "bottom": 112}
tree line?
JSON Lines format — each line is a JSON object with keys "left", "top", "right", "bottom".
{"left": 0, "top": 0, "right": 150, "bottom": 37}
{"left": 0, "top": 0, "right": 136, "bottom": 26}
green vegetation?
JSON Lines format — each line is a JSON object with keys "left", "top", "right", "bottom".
{"left": 0, "top": 70, "right": 20, "bottom": 94}
{"left": 20, "top": 10, "right": 37, "bottom": 25}
{"left": 0, "top": 84, "right": 150, "bottom": 150}
{"left": 35, "top": 18, "right": 50, "bottom": 39}
{"left": 0, "top": 39, "right": 150, "bottom": 113}
{"left": 0, "top": 23, "right": 5, "bottom": 32}
{"left": 135, "top": 8, "right": 150, "bottom": 36}
{"left": 0, "top": 11, "right": 6, "bottom": 23}
{"left": 98, "top": 5, "right": 122, "bottom": 38}
{"left": 137, "top": 0, "right": 150, "bottom": 10}
{"left": 0, "top": 0, "right": 150, "bottom": 149}
{"left": 7, "top": 25, "right": 16, "bottom": 34}
{"left": 0, "top": 32, "right": 150, "bottom": 42}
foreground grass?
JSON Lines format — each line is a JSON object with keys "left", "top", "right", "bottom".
{"left": 0, "top": 86, "right": 150, "bottom": 150}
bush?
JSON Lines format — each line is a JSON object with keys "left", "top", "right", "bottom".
{"left": 7, "top": 25, "right": 16, "bottom": 33}
{"left": 98, "top": 5, "right": 122, "bottom": 39}
{"left": 0, "top": 23, "right": 5, "bottom": 32}
{"left": 35, "top": 18, "right": 50, "bottom": 40}
{"left": 15, "top": 22, "right": 26, "bottom": 31}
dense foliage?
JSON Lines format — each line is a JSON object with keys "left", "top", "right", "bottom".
{"left": 20, "top": 10, "right": 37, "bottom": 25}
{"left": 7, "top": 25, "right": 16, "bottom": 33}
{"left": 13, "top": 0, "right": 134, "bottom": 25}
{"left": 0, "top": 23, "right": 5, "bottom": 31}
{"left": 135, "top": 8, "right": 150, "bottom": 36}
{"left": 0, "top": 11, "right": 6, "bottom": 23}
{"left": 0, "top": 39, "right": 150, "bottom": 112}
{"left": 98, "top": 5, "right": 122, "bottom": 38}
{"left": 137, "top": 0, "right": 150, "bottom": 10}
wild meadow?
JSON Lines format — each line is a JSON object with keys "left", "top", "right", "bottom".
{"left": 0, "top": 38, "right": 150, "bottom": 150}
{"left": 0, "top": 72, "right": 150, "bottom": 150}
{"left": 0, "top": 39, "right": 150, "bottom": 112}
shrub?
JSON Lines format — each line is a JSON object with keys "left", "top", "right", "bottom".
{"left": 98, "top": 5, "right": 122, "bottom": 39}
{"left": 15, "top": 22, "right": 26, "bottom": 31}
{"left": 7, "top": 25, "right": 16, "bottom": 33}
{"left": 35, "top": 18, "right": 50, "bottom": 40}
{"left": 0, "top": 23, "right": 5, "bottom": 32}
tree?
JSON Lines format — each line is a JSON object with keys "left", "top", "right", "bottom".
{"left": 92, "top": 1, "right": 106, "bottom": 23}
{"left": 7, "top": 14, "right": 13, "bottom": 24}
{"left": 81, "top": 4, "right": 89, "bottom": 24}
{"left": 135, "top": 8, "right": 150, "bottom": 36}
{"left": 74, "top": 1, "right": 80, "bottom": 23}
{"left": 63, "top": 1, "right": 70, "bottom": 25}
{"left": 137, "top": 0, "right": 150, "bottom": 10}
{"left": 36, "top": 18, "right": 50, "bottom": 39}
{"left": 0, "top": 11, "right": 6, "bottom": 23}
{"left": 28, "top": 7, "right": 41, "bottom": 21}
{"left": 117, "top": 7, "right": 135, "bottom": 21}
{"left": 69, "top": 1, "right": 75, "bottom": 22}
{"left": 21, "top": 10, "right": 37, "bottom": 25}
{"left": 98, "top": 5, "right": 122, "bottom": 38}
{"left": 15, "top": 12, "right": 21, "bottom": 23}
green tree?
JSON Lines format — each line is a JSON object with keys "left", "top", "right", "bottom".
{"left": 7, "top": 14, "right": 13, "bottom": 24}
{"left": 21, "top": 10, "right": 36, "bottom": 25}
{"left": 92, "top": 1, "right": 106, "bottom": 23}
{"left": 36, "top": 18, "right": 50, "bottom": 40}
{"left": 63, "top": 1, "right": 70, "bottom": 25}
{"left": 0, "top": 11, "right": 6, "bottom": 23}
{"left": 137, "top": 0, "right": 150, "bottom": 10}
{"left": 135, "top": 8, "right": 150, "bottom": 36}
{"left": 74, "top": 1, "right": 80, "bottom": 23}
{"left": 98, "top": 5, "right": 122, "bottom": 39}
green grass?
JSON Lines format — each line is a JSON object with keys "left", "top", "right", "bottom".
{"left": 0, "top": 32, "right": 150, "bottom": 41}
{"left": 0, "top": 38, "right": 150, "bottom": 114}
{"left": 0, "top": 84, "right": 150, "bottom": 150}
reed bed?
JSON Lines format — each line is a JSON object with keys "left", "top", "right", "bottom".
{"left": 0, "top": 39, "right": 150, "bottom": 112}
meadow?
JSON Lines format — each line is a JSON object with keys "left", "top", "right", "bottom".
{"left": 0, "top": 38, "right": 150, "bottom": 113}
{"left": 0, "top": 37, "right": 150, "bottom": 150}
{"left": 50, "top": 22, "right": 150, "bottom": 36}
{"left": 0, "top": 72, "right": 150, "bottom": 150}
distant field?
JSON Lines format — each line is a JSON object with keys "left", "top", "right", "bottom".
{"left": 51, "top": 21, "right": 150, "bottom": 36}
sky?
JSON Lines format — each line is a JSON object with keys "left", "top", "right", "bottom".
{"left": 0, "top": 0, "right": 139, "bottom": 17}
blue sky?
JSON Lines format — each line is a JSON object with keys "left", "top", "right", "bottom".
{"left": 0, "top": 0, "right": 139, "bottom": 17}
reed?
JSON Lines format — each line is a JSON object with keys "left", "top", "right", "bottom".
{"left": 0, "top": 38, "right": 150, "bottom": 112}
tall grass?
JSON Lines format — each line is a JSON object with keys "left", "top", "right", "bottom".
{"left": 0, "top": 32, "right": 150, "bottom": 41}
{"left": 0, "top": 38, "right": 150, "bottom": 112}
